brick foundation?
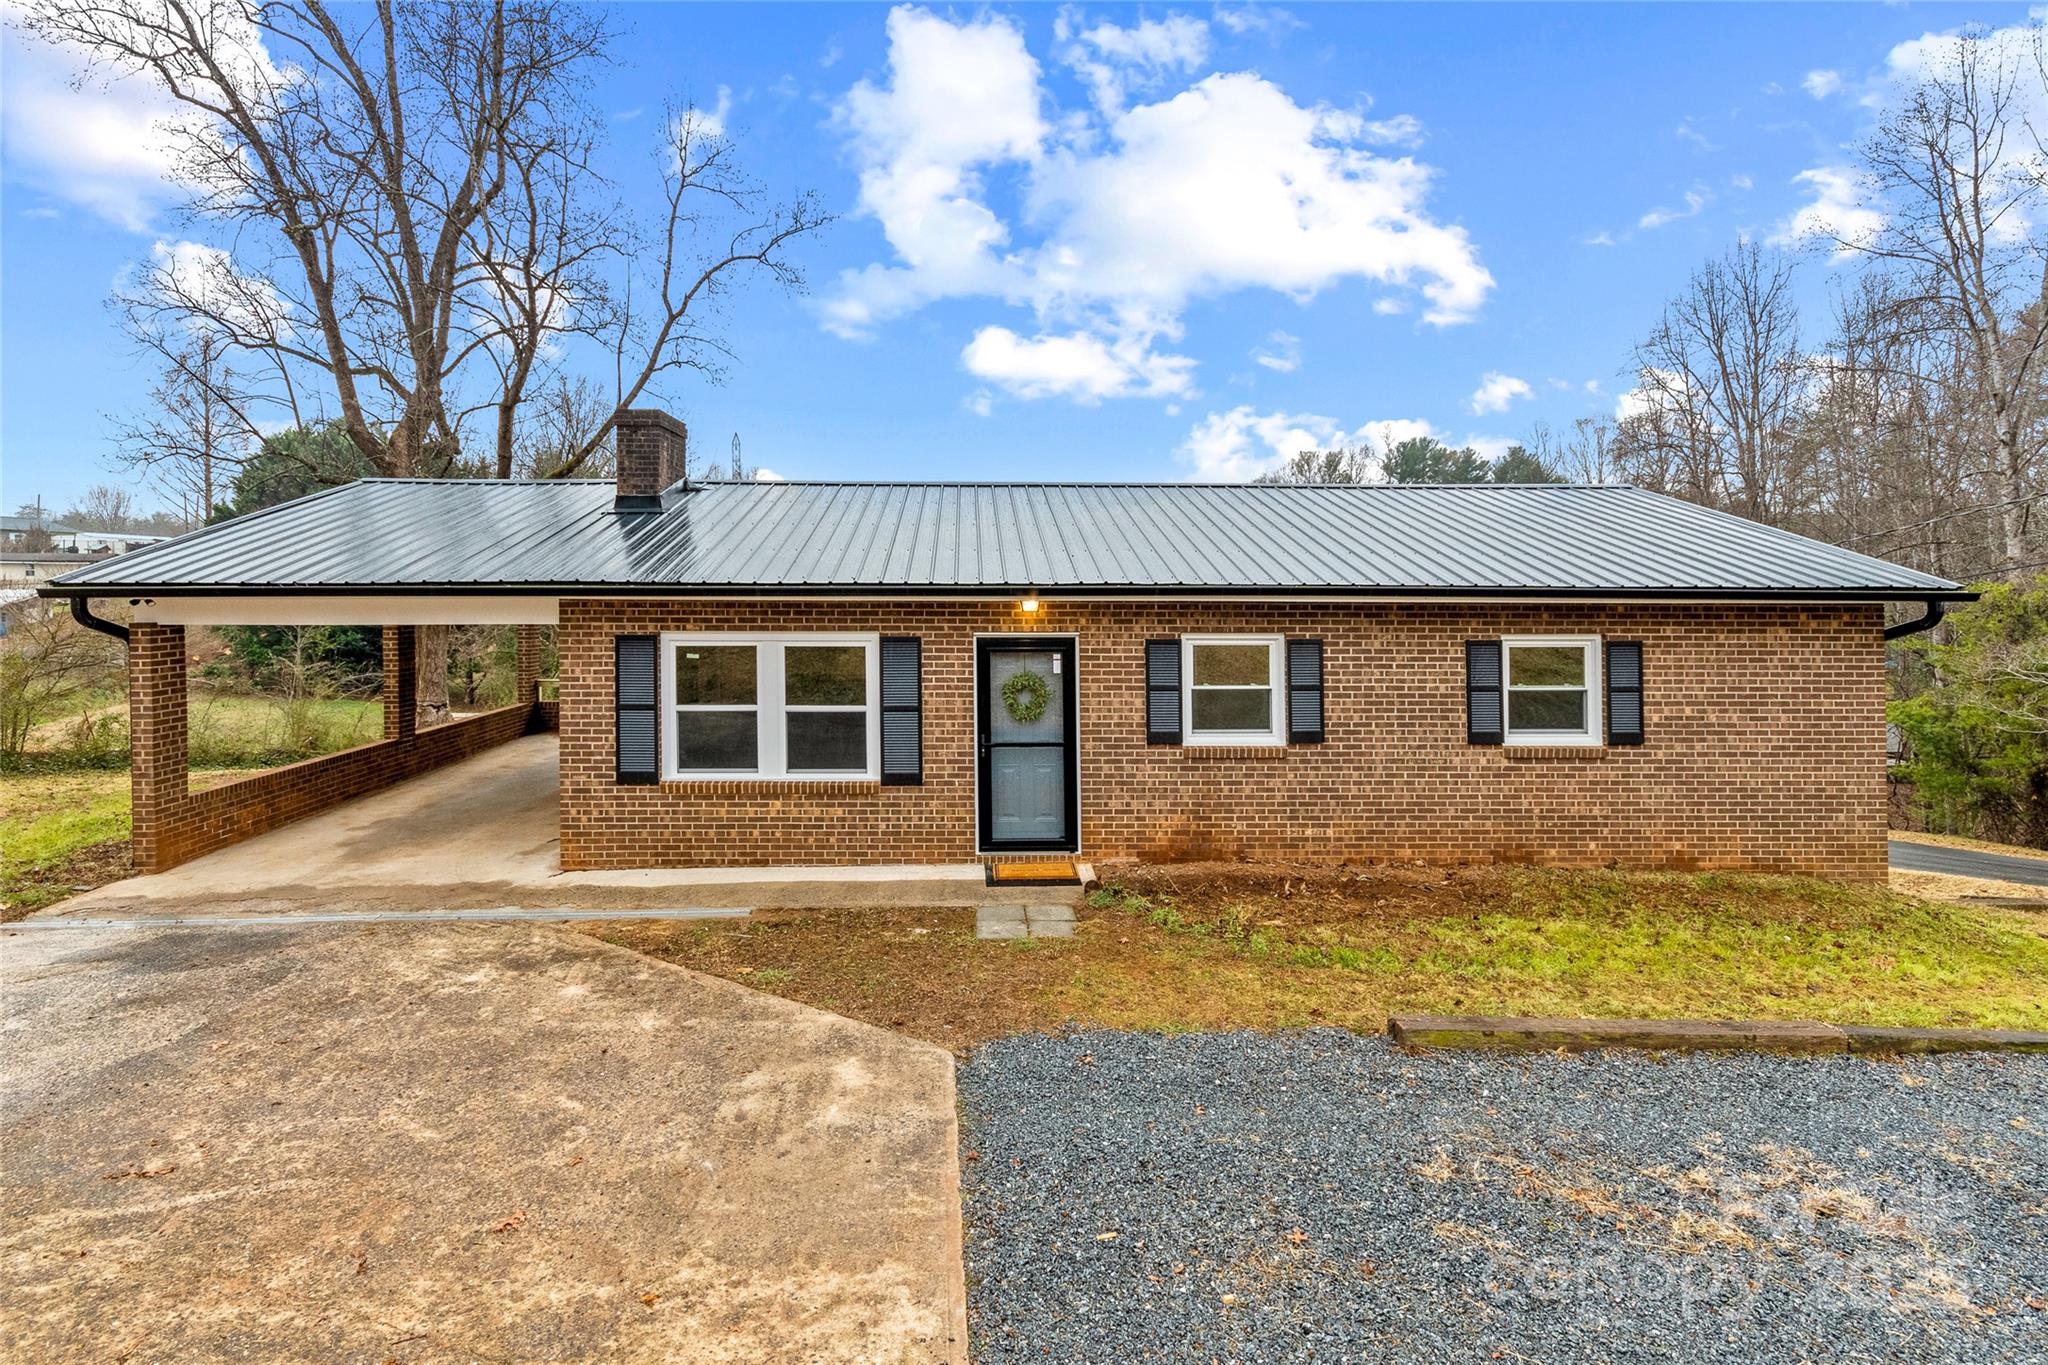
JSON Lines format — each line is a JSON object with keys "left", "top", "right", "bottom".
{"left": 128, "top": 623, "right": 554, "bottom": 874}
{"left": 556, "top": 600, "right": 1889, "bottom": 881}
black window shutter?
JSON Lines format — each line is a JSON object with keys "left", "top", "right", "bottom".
{"left": 615, "top": 634, "right": 659, "bottom": 784}
{"left": 1465, "top": 640, "right": 1503, "bottom": 745}
{"left": 1606, "top": 641, "right": 1644, "bottom": 746}
{"left": 1145, "top": 639, "right": 1182, "bottom": 744}
{"left": 1286, "top": 639, "right": 1325, "bottom": 743}
{"left": 880, "top": 635, "right": 923, "bottom": 784}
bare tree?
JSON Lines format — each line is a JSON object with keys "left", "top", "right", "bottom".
{"left": 1252, "top": 447, "right": 1372, "bottom": 484}
{"left": 465, "top": 111, "right": 619, "bottom": 477}
{"left": 510, "top": 374, "right": 615, "bottom": 477}
{"left": 110, "top": 329, "right": 254, "bottom": 524}
{"left": 61, "top": 485, "right": 140, "bottom": 532}
{"left": 545, "top": 108, "right": 831, "bottom": 477}
{"left": 1618, "top": 241, "right": 1810, "bottom": 522}
{"left": 31, "top": 2, "right": 828, "bottom": 722}
{"left": 29, "top": 0, "right": 612, "bottom": 477}
{"left": 1836, "top": 28, "right": 2048, "bottom": 573}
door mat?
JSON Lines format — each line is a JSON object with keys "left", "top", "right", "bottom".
{"left": 986, "top": 861, "right": 1081, "bottom": 887}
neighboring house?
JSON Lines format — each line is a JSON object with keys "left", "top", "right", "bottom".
{"left": 0, "top": 513, "right": 78, "bottom": 552}
{"left": 41, "top": 409, "right": 1972, "bottom": 882}
{"left": 0, "top": 586, "right": 42, "bottom": 637}
{"left": 52, "top": 530, "right": 170, "bottom": 554}
{"left": 1, "top": 550, "right": 112, "bottom": 584}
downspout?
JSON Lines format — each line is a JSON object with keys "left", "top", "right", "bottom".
{"left": 1882, "top": 599, "right": 1947, "bottom": 641}
{"left": 68, "top": 595, "right": 129, "bottom": 643}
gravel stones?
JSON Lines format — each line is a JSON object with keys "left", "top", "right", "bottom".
{"left": 958, "top": 1029, "right": 2048, "bottom": 1364}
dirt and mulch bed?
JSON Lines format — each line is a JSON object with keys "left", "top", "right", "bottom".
{"left": 583, "top": 862, "right": 2048, "bottom": 1052}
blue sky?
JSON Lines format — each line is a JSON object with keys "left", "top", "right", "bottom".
{"left": 2, "top": 2, "right": 2034, "bottom": 511}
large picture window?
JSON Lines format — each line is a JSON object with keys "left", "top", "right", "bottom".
{"left": 1502, "top": 635, "right": 1601, "bottom": 746}
{"left": 662, "top": 634, "right": 880, "bottom": 779}
{"left": 1181, "top": 635, "right": 1284, "bottom": 745}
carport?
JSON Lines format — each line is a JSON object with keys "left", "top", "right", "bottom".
{"left": 66, "top": 590, "right": 560, "bottom": 876}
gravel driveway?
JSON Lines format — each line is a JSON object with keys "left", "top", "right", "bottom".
{"left": 959, "top": 1031, "right": 2047, "bottom": 1364}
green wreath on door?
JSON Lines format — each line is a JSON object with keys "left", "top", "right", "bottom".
{"left": 1001, "top": 670, "right": 1051, "bottom": 725}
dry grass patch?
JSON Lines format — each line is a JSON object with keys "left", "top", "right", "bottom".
{"left": 583, "top": 862, "right": 2048, "bottom": 1048}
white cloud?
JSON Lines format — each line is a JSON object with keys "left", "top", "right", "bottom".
{"left": 1, "top": 11, "right": 286, "bottom": 232}
{"left": 1179, "top": 406, "right": 1349, "bottom": 481}
{"left": 690, "top": 85, "right": 734, "bottom": 139}
{"left": 1775, "top": 21, "right": 2048, "bottom": 262}
{"left": 0, "top": 33, "right": 185, "bottom": 230}
{"left": 1467, "top": 372, "right": 1532, "bottom": 415}
{"left": 1581, "top": 229, "right": 1619, "bottom": 247}
{"left": 826, "top": 6, "right": 1492, "bottom": 404}
{"left": 962, "top": 324, "right": 1195, "bottom": 401}
{"left": 1251, "top": 330, "right": 1300, "bottom": 372}
{"left": 1371, "top": 297, "right": 1409, "bottom": 315}
{"left": 753, "top": 467, "right": 787, "bottom": 482}
{"left": 1729, "top": 172, "right": 1754, "bottom": 191}
{"left": 1353, "top": 112, "right": 1425, "bottom": 148}
{"left": 1802, "top": 68, "right": 1844, "bottom": 99}
{"left": 1213, "top": 6, "right": 1304, "bottom": 40}
{"left": 1772, "top": 166, "right": 1885, "bottom": 253}
{"left": 1675, "top": 118, "right": 1716, "bottom": 151}
{"left": 1464, "top": 433, "right": 1516, "bottom": 463}
{"left": 1639, "top": 188, "right": 1711, "bottom": 230}
{"left": 139, "top": 238, "right": 289, "bottom": 338}
{"left": 1177, "top": 407, "right": 1437, "bottom": 481}
{"left": 1056, "top": 9, "right": 1210, "bottom": 115}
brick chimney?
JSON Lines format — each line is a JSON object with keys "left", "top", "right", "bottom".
{"left": 614, "top": 408, "right": 689, "bottom": 511}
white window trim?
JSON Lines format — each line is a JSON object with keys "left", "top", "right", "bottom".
{"left": 1181, "top": 634, "right": 1286, "bottom": 747}
{"left": 1501, "top": 634, "right": 1603, "bottom": 747}
{"left": 660, "top": 632, "right": 882, "bottom": 781}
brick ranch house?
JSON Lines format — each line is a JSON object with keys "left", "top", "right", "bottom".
{"left": 43, "top": 409, "right": 1970, "bottom": 883}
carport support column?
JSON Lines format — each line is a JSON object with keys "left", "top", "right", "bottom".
{"left": 383, "top": 626, "right": 417, "bottom": 743}
{"left": 515, "top": 624, "right": 542, "bottom": 706}
{"left": 129, "top": 623, "right": 189, "bottom": 876}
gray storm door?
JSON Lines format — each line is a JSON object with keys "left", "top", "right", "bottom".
{"left": 977, "top": 638, "right": 1079, "bottom": 852}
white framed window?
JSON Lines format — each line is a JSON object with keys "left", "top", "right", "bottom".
{"left": 1502, "top": 635, "right": 1602, "bottom": 746}
{"left": 1182, "top": 635, "right": 1285, "bottom": 746}
{"left": 661, "top": 633, "right": 881, "bottom": 780}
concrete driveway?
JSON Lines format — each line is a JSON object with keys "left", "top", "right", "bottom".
{"left": 48, "top": 734, "right": 1057, "bottom": 918}
{"left": 0, "top": 920, "right": 966, "bottom": 1362}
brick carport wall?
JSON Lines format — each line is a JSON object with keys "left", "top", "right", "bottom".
{"left": 127, "top": 621, "right": 554, "bottom": 874}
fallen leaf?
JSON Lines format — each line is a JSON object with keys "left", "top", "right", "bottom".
{"left": 490, "top": 1210, "right": 526, "bottom": 1234}
{"left": 640, "top": 1293, "right": 659, "bottom": 1307}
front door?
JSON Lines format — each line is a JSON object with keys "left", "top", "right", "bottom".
{"left": 977, "top": 638, "right": 1079, "bottom": 852}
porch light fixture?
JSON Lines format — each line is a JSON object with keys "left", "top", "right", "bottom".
{"left": 1019, "top": 591, "right": 1041, "bottom": 613}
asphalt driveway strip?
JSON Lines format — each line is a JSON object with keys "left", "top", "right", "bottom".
{"left": 1889, "top": 837, "right": 2048, "bottom": 888}
{"left": 0, "top": 920, "right": 966, "bottom": 1363}
{"left": 958, "top": 1030, "right": 2048, "bottom": 1364}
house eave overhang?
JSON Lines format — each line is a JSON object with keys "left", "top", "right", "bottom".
{"left": 36, "top": 581, "right": 1983, "bottom": 605}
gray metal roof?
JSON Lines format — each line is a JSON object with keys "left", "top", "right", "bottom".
{"left": 42, "top": 477, "right": 1968, "bottom": 600}
{"left": 2, "top": 514, "right": 78, "bottom": 535}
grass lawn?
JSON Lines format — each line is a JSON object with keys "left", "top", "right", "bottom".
{"left": 0, "top": 768, "right": 250, "bottom": 919}
{"left": 585, "top": 863, "right": 2048, "bottom": 1050}
{"left": 2, "top": 690, "right": 381, "bottom": 920}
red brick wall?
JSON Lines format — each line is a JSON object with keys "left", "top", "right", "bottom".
{"left": 127, "top": 623, "right": 554, "bottom": 874}
{"left": 557, "top": 600, "right": 1889, "bottom": 881}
